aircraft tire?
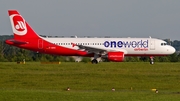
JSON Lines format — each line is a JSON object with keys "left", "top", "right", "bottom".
{"left": 91, "top": 59, "right": 98, "bottom": 64}
{"left": 150, "top": 57, "right": 154, "bottom": 65}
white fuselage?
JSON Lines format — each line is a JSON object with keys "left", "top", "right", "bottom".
{"left": 43, "top": 37, "right": 175, "bottom": 56}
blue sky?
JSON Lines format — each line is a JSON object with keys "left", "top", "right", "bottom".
{"left": 1, "top": 0, "right": 180, "bottom": 40}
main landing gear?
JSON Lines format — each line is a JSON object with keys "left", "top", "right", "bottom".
{"left": 149, "top": 56, "right": 154, "bottom": 65}
{"left": 91, "top": 59, "right": 98, "bottom": 64}
{"left": 91, "top": 54, "right": 99, "bottom": 64}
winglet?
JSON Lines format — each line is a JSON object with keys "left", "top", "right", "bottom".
{"left": 71, "top": 43, "right": 77, "bottom": 47}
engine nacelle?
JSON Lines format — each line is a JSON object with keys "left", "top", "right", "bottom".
{"left": 104, "top": 52, "right": 124, "bottom": 62}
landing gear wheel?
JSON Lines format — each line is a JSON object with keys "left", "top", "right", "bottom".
{"left": 91, "top": 59, "right": 98, "bottom": 64}
{"left": 150, "top": 57, "right": 154, "bottom": 65}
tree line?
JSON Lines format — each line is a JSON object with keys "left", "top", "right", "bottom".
{"left": 0, "top": 35, "right": 180, "bottom": 62}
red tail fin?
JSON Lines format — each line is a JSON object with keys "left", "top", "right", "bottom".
{"left": 8, "top": 10, "right": 40, "bottom": 40}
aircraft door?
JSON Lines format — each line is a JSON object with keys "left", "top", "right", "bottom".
{"left": 38, "top": 39, "right": 43, "bottom": 49}
{"left": 150, "top": 40, "right": 155, "bottom": 50}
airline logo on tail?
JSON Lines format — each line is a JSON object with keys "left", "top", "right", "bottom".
{"left": 9, "top": 14, "right": 27, "bottom": 35}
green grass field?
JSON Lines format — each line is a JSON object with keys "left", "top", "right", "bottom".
{"left": 0, "top": 62, "right": 180, "bottom": 101}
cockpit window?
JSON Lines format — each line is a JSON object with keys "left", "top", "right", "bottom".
{"left": 161, "top": 43, "right": 167, "bottom": 46}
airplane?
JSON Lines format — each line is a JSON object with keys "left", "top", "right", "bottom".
{"left": 5, "top": 10, "right": 176, "bottom": 64}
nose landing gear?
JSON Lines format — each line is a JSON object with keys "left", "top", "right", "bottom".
{"left": 150, "top": 56, "right": 154, "bottom": 64}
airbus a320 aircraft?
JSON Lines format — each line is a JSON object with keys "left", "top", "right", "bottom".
{"left": 5, "top": 10, "right": 176, "bottom": 64}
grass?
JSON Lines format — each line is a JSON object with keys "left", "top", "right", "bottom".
{"left": 0, "top": 62, "right": 180, "bottom": 101}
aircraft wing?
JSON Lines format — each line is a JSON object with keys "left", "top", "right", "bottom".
{"left": 77, "top": 45, "right": 106, "bottom": 54}
{"left": 71, "top": 43, "right": 127, "bottom": 54}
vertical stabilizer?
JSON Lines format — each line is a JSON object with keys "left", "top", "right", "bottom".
{"left": 8, "top": 10, "right": 40, "bottom": 40}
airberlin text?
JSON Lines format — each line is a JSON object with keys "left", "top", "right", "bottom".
{"left": 104, "top": 40, "right": 148, "bottom": 51}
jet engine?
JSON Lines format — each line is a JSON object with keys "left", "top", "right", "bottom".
{"left": 103, "top": 52, "right": 124, "bottom": 62}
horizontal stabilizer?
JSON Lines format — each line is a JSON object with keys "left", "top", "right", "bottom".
{"left": 5, "top": 39, "right": 28, "bottom": 45}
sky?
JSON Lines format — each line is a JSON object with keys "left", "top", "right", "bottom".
{"left": 1, "top": 0, "right": 180, "bottom": 40}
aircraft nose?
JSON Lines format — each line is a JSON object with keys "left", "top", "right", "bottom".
{"left": 170, "top": 46, "right": 176, "bottom": 54}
